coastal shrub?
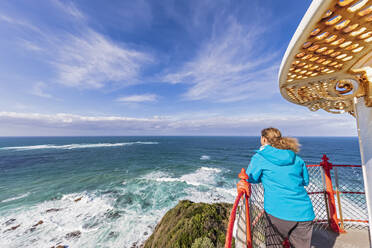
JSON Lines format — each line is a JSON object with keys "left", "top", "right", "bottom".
{"left": 191, "top": 237, "right": 214, "bottom": 248}
{"left": 143, "top": 200, "right": 234, "bottom": 248}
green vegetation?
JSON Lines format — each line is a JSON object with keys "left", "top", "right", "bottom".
{"left": 144, "top": 200, "right": 234, "bottom": 248}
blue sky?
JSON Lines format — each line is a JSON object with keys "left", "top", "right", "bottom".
{"left": 0, "top": 0, "right": 357, "bottom": 136}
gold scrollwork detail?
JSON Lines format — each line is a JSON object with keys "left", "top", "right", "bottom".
{"left": 335, "top": 80, "right": 353, "bottom": 95}
{"left": 283, "top": 73, "right": 366, "bottom": 115}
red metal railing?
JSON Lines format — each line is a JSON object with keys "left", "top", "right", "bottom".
{"left": 320, "top": 155, "right": 345, "bottom": 233}
{"left": 225, "top": 168, "right": 251, "bottom": 248}
{"left": 225, "top": 155, "right": 368, "bottom": 248}
{"left": 308, "top": 155, "right": 367, "bottom": 231}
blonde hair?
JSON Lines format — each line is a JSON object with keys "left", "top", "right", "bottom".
{"left": 261, "top": 127, "right": 300, "bottom": 153}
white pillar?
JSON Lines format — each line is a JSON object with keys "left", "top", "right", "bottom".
{"left": 354, "top": 97, "right": 372, "bottom": 243}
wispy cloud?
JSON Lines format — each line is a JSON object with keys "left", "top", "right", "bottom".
{"left": 19, "top": 40, "right": 43, "bottom": 51}
{"left": 2, "top": 3, "right": 153, "bottom": 90}
{"left": 116, "top": 94, "right": 158, "bottom": 103}
{"left": 0, "top": 111, "right": 357, "bottom": 136}
{"left": 51, "top": 0, "right": 84, "bottom": 19}
{"left": 162, "top": 16, "right": 279, "bottom": 102}
{"left": 30, "top": 82, "right": 53, "bottom": 99}
{"left": 54, "top": 30, "right": 153, "bottom": 89}
{"left": 0, "top": 14, "right": 41, "bottom": 32}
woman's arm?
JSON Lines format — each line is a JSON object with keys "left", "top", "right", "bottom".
{"left": 246, "top": 154, "right": 263, "bottom": 184}
{"left": 302, "top": 160, "right": 310, "bottom": 186}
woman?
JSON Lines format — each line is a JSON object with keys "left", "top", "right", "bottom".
{"left": 246, "top": 127, "right": 315, "bottom": 248}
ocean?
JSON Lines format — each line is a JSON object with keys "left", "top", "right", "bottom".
{"left": 0, "top": 136, "right": 361, "bottom": 247}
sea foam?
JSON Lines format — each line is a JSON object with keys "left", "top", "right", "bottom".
{"left": 0, "top": 192, "right": 114, "bottom": 247}
{"left": 146, "top": 167, "right": 222, "bottom": 187}
{"left": 141, "top": 166, "right": 235, "bottom": 204}
{"left": 0, "top": 191, "right": 165, "bottom": 248}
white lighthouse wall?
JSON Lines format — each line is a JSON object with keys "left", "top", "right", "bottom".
{"left": 355, "top": 97, "right": 372, "bottom": 242}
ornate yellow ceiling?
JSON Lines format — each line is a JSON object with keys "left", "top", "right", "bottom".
{"left": 279, "top": 0, "right": 372, "bottom": 115}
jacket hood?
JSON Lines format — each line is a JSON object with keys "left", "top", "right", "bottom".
{"left": 257, "top": 145, "right": 296, "bottom": 166}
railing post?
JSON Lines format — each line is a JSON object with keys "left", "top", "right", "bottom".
{"left": 320, "top": 154, "right": 345, "bottom": 233}
{"left": 225, "top": 168, "right": 252, "bottom": 248}
{"left": 334, "top": 167, "right": 345, "bottom": 231}
{"left": 237, "top": 169, "right": 252, "bottom": 248}
{"left": 225, "top": 191, "right": 244, "bottom": 248}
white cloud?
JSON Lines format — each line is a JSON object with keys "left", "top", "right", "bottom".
{"left": 20, "top": 40, "right": 43, "bottom": 51}
{"left": 2, "top": 4, "right": 153, "bottom": 90}
{"left": 0, "top": 14, "right": 41, "bottom": 32}
{"left": 30, "top": 82, "right": 52, "bottom": 99}
{"left": 51, "top": 0, "right": 84, "bottom": 19}
{"left": 162, "top": 17, "right": 279, "bottom": 102}
{"left": 53, "top": 30, "right": 153, "bottom": 89}
{"left": 116, "top": 94, "right": 158, "bottom": 103}
{"left": 0, "top": 111, "right": 357, "bottom": 136}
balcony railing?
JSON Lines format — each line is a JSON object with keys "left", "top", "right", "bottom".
{"left": 225, "top": 155, "right": 368, "bottom": 248}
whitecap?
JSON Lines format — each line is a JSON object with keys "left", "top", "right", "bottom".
{"left": 155, "top": 178, "right": 182, "bottom": 183}
{"left": 144, "top": 167, "right": 222, "bottom": 187}
{"left": 1, "top": 142, "right": 159, "bottom": 151}
{"left": 200, "top": 155, "right": 210, "bottom": 160}
{"left": 133, "top": 142, "right": 159, "bottom": 145}
{"left": 1, "top": 192, "right": 30, "bottom": 203}
{"left": 199, "top": 167, "right": 221, "bottom": 173}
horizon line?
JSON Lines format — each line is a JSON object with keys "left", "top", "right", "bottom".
{"left": 0, "top": 135, "right": 358, "bottom": 138}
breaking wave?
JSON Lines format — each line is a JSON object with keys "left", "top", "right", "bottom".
{"left": 141, "top": 166, "right": 235, "bottom": 204}
{"left": 144, "top": 167, "right": 222, "bottom": 187}
{"left": 1, "top": 193, "right": 30, "bottom": 203}
{"left": 0, "top": 142, "right": 159, "bottom": 151}
{"left": 0, "top": 191, "right": 163, "bottom": 248}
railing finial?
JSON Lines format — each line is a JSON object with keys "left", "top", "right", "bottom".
{"left": 321, "top": 154, "right": 333, "bottom": 170}
{"left": 237, "top": 168, "right": 250, "bottom": 197}
{"left": 238, "top": 168, "right": 248, "bottom": 180}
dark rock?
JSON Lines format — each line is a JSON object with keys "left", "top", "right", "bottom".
{"left": 46, "top": 208, "right": 61, "bottom": 213}
{"left": 65, "top": 230, "right": 81, "bottom": 239}
{"left": 4, "top": 218, "right": 16, "bottom": 226}
{"left": 27, "top": 220, "right": 43, "bottom": 232}
{"left": 10, "top": 224, "right": 20, "bottom": 230}
{"left": 144, "top": 232, "right": 148, "bottom": 236}
{"left": 143, "top": 200, "right": 234, "bottom": 248}
{"left": 74, "top": 197, "right": 82, "bottom": 202}
{"left": 32, "top": 220, "right": 43, "bottom": 227}
{"left": 4, "top": 224, "right": 20, "bottom": 233}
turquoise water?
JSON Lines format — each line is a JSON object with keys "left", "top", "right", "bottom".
{"left": 0, "top": 137, "right": 361, "bottom": 247}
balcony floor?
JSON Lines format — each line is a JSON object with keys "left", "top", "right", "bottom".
{"left": 311, "top": 229, "right": 370, "bottom": 248}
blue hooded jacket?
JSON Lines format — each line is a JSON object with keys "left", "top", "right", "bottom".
{"left": 246, "top": 145, "right": 315, "bottom": 221}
